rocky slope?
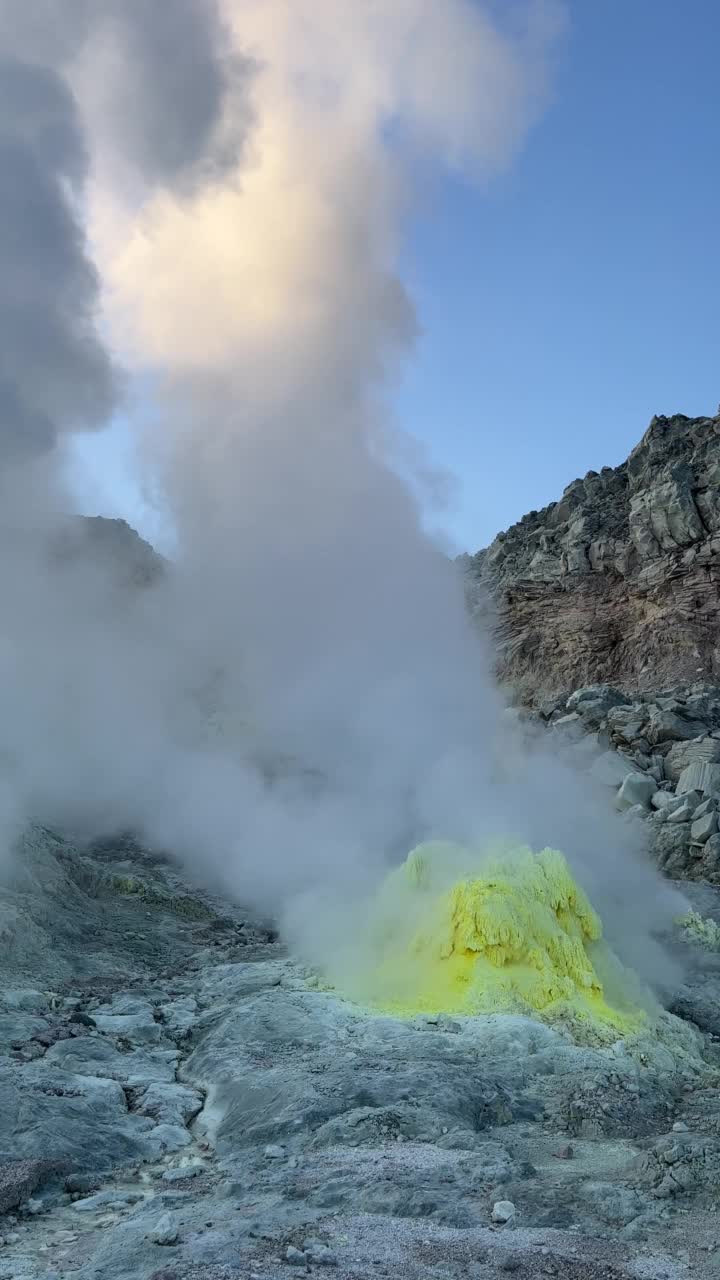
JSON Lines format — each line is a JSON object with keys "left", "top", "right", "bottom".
{"left": 466, "top": 412, "right": 720, "bottom": 706}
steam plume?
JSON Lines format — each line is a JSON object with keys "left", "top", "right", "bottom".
{"left": 0, "top": 2, "right": 686, "bottom": 996}
{"left": 0, "top": 56, "right": 115, "bottom": 461}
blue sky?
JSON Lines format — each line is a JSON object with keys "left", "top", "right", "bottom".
{"left": 71, "top": 0, "right": 720, "bottom": 555}
{"left": 397, "top": 0, "right": 720, "bottom": 550}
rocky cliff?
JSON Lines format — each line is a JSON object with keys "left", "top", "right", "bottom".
{"left": 467, "top": 412, "right": 720, "bottom": 706}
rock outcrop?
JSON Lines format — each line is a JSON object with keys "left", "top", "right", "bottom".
{"left": 466, "top": 412, "right": 720, "bottom": 706}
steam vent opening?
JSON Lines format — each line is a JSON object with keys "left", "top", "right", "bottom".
{"left": 335, "top": 842, "right": 647, "bottom": 1045}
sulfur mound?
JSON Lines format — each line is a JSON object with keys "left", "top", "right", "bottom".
{"left": 339, "top": 841, "right": 647, "bottom": 1042}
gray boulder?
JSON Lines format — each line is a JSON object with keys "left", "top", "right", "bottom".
{"left": 664, "top": 737, "right": 720, "bottom": 783}
{"left": 622, "top": 803, "right": 650, "bottom": 825}
{"left": 567, "top": 686, "right": 627, "bottom": 727}
{"left": 652, "top": 823, "right": 692, "bottom": 875}
{"left": 146, "top": 1212, "right": 179, "bottom": 1246}
{"left": 90, "top": 1013, "right": 163, "bottom": 1044}
{"left": 135, "top": 1082, "right": 204, "bottom": 1126}
{"left": 677, "top": 763, "right": 720, "bottom": 797}
{"left": 551, "top": 712, "right": 586, "bottom": 741}
{"left": 589, "top": 751, "right": 636, "bottom": 787}
{"left": 617, "top": 773, "right": 657, "bottom": 810}
{"left": 702, "top": 834, "right": 720, "bottom": 869}
{"left": 652, "top": 790, "right": 685, "bottom": 810}
{"left": 646, "top": 708, "right": 707, "bottom": 746}
{"left": 691, "top": 812, "right": 718, "bottom": 844}
{"left": 668, "top": 801, "right": 697, "bottom": 823}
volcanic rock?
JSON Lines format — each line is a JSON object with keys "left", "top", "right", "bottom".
{"left": 467, "top": 412, "right": 720, "bottom": 704}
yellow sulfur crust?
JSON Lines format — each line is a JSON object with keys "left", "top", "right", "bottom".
{"left": 344, "top": 841, "right": 644, "bottom": 1040}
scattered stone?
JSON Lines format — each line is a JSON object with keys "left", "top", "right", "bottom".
{"left": 668, "top": 803, "right": 696, "bottom": 823}
{"left": 264, "top": 1144, "right": 286, "bottom": 1159}
{"left": 622, "top": 802, "right": 649, "bottom": 825}
{"left": 492, "top": 1200, "right": 517, "bottom": 1224}
{"left": 652, "top": 789, "right": 684, "bottom": 810}
{"left": 94, "top": 995, "right": 156, "bottom": 1018}
{"left": 72, "top": 1189, "right": 139, "bottom": 1212}
{"left": 665, "top": 738, "right": 720, "bottom": 783}
{"left": 617, "top": 772, "right": 657, "bottom": 809}
{"left": 552, "top": 712, "right": 586, "bottom": 739}
{"left": 137, "top": 1081, "right": 204, "bottom": 1126}
{"left": 652, "top": 822, "right": 693, "bottom": 874}
{"left": 147, "top": 1213, "right": 179, "bottom": 1246}
{"left": 303, "top": 1238, "right": 338, "bottom": 1266}
{"left": 691, "top": 812, "right": 718, "bottom": 844}
{"left": 285, "top": 1245, "right": 307, "bottom": 1265}
{"left": 553, "top": 1144, "right": 574, "bottom": 1159}
{"left": 161, "top": 1164, "right": 202, "bottom": 1183}
{"left": 646, "top": 708, "right": 707, "bottom": 746}
{"left": 90, "top": 1013, "right": 162, "bottom": 1043}
{"left": 144, "top": 1123, "right": 193, "bottom": 1156}
{"left": 2, "top": 990, "right": 49, "bottom": 1012}
{"left": 567, "top": 686, "right": 626, "bottom": 725}
{"left": 677, "top": 762, "right": 720, "bottom": 797}
{"left": 64, "top": 1174, "right": 101, "bottom": 1194}
{"left": 589, "top": 751, "right": 635, "bottom": 787}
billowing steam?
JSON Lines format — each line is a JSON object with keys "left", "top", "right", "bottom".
{"left": 0, "top": 1, "right": 685, "bottom": 996}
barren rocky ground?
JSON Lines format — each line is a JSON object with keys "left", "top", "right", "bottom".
{"left": 2, "top": 818, "right": 720, "bottom": 1280}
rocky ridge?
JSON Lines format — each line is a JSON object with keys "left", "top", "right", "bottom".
{"left": 466, "top": 412, "right": 720, "bottom": 704}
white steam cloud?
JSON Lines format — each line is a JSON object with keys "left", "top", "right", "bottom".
{"left": 0, "top": 1, "right": 685, "bottom": 995}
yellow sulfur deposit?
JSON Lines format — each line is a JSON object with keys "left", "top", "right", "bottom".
{"left": 341, "top": 841, "right": 645, "bottom": 1042}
